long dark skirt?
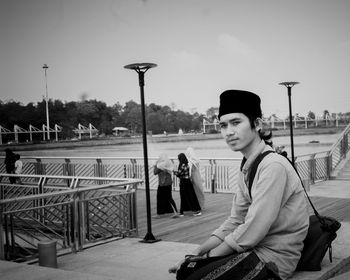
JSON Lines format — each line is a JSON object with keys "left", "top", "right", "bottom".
{"left": 157, "top": 185, "right": 178, "bottom": 215}
{"left": 179, "top": 178, "right": 201, "bottom": 213}
{"left": 180, "top": 251, "right": 280, "bottom": 280}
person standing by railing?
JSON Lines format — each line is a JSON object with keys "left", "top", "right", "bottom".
{"left": 185, "top": 147, "right": 205, "bottom": 210}
{"left": 174, "top": 153, "right": 202, "bottom": 217}
{"left": 153, "top": 153, "right": 179, "bottom": 219}
{"left": 4, "top": 148, "right": 16, "bottom": 184}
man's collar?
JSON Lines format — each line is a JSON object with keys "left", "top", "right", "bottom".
{"left": 241, "top": 140, "right": 270, "bottom": 174}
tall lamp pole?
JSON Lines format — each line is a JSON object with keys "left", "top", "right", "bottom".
{"left": 43, "top": 64, "right": 50, "bottom": 141}
{"left": 124, "top": 62, "right": 159, "bottom": 243}
{"left": 279, "top": 81, "right": 299, "bottom": 166}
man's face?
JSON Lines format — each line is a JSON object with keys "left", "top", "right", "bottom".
{"left": 219, "top": 113, "right": 258, "bottom": 154}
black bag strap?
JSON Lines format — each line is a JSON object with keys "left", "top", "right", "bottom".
{"left": 247, "top": 150, "right": 274, "bottom": 198}
{"left": 287, "top": 158, "right": 321, "bottom": 218}
{"left": 247, "top": 150, "right": 321, "bottom": 218}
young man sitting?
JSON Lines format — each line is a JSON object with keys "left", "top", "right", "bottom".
{"left": 169, "top": 90, "right": 309, "bottom": 280}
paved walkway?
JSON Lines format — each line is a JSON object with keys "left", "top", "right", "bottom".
{"left": 2, "top": 179, "right": 350, "bottom": 280}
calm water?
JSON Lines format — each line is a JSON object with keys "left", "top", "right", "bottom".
{"left": 17, "top": 133, "right": 340, "bottom": 159}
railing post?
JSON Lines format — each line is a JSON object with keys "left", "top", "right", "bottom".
{"left": 128, "top": 186, "right": 138, "bottom": 235}
{"left": 0, "top": 206, "right": 4, "bottom": 260}
{"left": 39, "top": 177, "right": 48, "bottom": 224}
{"left": 326, "top": 152, "right": 332, "bottom": 179}
{"left": 77, "top": 191, "right": 84, "bottom": 251}
{"left": 130, "top": 159, "right": 137, "bottom": 178}
{"left": 309, "top": 154, "right": 316, "bottom": 184}
{"left": 4, "top": 214, "right": 9, "bottom": 260}
{"left": 342, "top": 134, "right": 348, "bottom": 158}
{"left": 71, "top": 193, "right": 78, "bottom": 253}
{"left": 209, "top": 159, "right": 217, "bottom": 193}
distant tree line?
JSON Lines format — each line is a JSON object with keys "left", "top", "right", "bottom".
{"left": 0, "top": 99, "right": 204, "bottom": 140}
{"left": 1, "top": 99, "right": 349, "bottom": 143}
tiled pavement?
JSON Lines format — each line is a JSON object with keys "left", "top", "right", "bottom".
{"left": 2, "top": 180, "right": 350, "bottom": 280}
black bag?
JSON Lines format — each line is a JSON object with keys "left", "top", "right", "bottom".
{"left": 248, "top": 151, "right": 342, "bottom": 271}
{"left": 296, "top": 214, "right": 341, "bottom": 271}
{"left": 176, "top": 252, "right": 279, "bottom": 280}
{"left": 176, "top": 255, "right": 227, "bottom": 280}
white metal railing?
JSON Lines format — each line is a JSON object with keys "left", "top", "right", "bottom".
{"left": 1, "top": 124, "right": 350, "bottom": 193}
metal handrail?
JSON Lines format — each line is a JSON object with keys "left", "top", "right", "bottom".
{"left": 0, "top": 179, "right": 142, "bottom": 205}
{"left": 330, "top": 123, "right": 350, "bottom": 154}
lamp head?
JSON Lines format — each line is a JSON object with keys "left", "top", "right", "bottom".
{"left": 124, "top": 63, "right": 157, "bottom": 72}
{"left": 279, "top": 81, "right": 299, "bottom": 88}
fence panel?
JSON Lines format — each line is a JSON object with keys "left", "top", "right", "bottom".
{"left": 0, "top": 175, "right": 142, "bottom": 262}
{"left": 1, "top": 123, "right": 350, "bottom": 196}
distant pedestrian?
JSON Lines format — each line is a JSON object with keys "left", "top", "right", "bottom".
{"left": 174, "top": 153, "right": 201, "bottom": 217}
{"left": 185, "top": 147, "right": 205, "bottom": 210}
{"left": 153, "top": 153, "right": 179, "bottom": 219}
{"left": 4, "top": 148, "right": 16, "bottom": 184}
{"left": 14, "top": 154, "right": 23, "bottom": 184}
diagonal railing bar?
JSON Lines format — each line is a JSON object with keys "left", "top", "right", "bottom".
{"left": 41, "top": 206, "right": 66, "bottom": 224}
{"left": 13, "top": 226, "right": 41, "bottom": 245}
{"left": 2, "top": 199, "right": 72, "bottom": 215}
{"left": 33, "top": 207, "right": 66, "bottom": 235}
{"left": 14, "top": 212, "right": 64, "bottom": 243}
{"left": 12, "top": 241, "right": 36, "bottom": 258}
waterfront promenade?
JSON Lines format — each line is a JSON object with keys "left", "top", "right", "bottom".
{"left": 2, "top": 177, "right": 350, "bottom": 280}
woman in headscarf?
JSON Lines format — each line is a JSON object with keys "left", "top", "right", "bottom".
{"left": 185, "top": 147, "right": 205, "bottom": 210}
{"left": 174, "top": 153, "right": 201, "bottom": 217}
{"left": 4, "top": 148, "right": 16, "bottom": 184}
{"left": 153, "top": 153, "right": 179, "bottom": 218}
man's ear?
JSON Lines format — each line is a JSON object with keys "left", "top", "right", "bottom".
{"left": 255, "top": 118, "right": 263, "bottom": 131}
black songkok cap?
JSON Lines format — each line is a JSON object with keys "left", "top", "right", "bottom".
{"left": 218, "top": 90, "right": 262, "bottom": 119}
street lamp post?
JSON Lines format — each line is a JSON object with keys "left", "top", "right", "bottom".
{"left": 43, "top": 64, "right": 50, "bottom": 141}
{"left": 279, "top": 81, "right": 299, "bottom": 166}
{"left": 124, "top": 62, "right": 159, "bottom": 243}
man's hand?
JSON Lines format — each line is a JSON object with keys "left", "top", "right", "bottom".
{"left": 209, "top": 241, "right": 235, "bottom": 257}
{"left": 168, "top": 258, "right": 185, "bottom": 274}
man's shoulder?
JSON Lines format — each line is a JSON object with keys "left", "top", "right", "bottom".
{"left": 258, "top": 151, "right": 293, "bottom": 170}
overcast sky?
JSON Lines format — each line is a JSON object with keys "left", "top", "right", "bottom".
{"left": 1, "top": 0, "right": 350, "bottom": 118}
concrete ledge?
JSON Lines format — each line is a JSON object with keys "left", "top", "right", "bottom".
{"left": 291, "top": 257, "right": 350, "bottom": 280}
{"left": 0, "top": 260, "right": 115, "bottom": 280}
{"left": 1, "top": 227, "right": 349, "bottom": 280}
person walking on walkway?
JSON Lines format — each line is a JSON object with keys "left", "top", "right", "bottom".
{"left": 174, "top": 153, "right": 202, "bottom": 217}
{"left": 185, "top": 147, "right": 205, "bottom": 210}
{"left": 153, "top": 153, "right": 179, "bottom": 218}
{"left": 169, "top": 90, "right": 309, "bottom": 280}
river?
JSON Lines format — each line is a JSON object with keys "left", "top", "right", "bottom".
{"left": 15, "top": 133, "right": 340, "bottom": 159}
